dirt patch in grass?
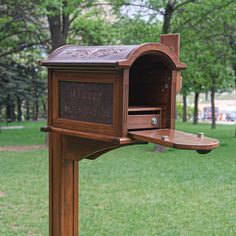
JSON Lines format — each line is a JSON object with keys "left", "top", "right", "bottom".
{"left": 0, "top": 191, "right": 5, "bottom": 197}
{"left": 0, "top": 145, "right": 47, "bottom": 152}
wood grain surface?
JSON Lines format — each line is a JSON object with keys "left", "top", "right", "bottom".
{"left": 128, "top": 129, "right": 219, "bottom": 150}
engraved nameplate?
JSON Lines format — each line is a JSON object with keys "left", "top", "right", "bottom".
{"left": 59, "top": 81, "right": 113, "bottom": 124}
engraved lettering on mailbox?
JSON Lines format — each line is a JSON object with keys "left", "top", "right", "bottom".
{"left": 59, "top": 81, "right": 113, "bottom": 124}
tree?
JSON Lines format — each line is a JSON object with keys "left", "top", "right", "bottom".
{"left": 115, "top": 16, "right": 162, "bottom": 45}
{"left": 203, "top": 45, "right": 235, "bottom": 129}
{"left": 43, "top": 0, "right": 119, "bottom": 51}
{"left": 113, "top": 0, "right": 235, "bottom": 127}
{"left": 0, "top": 0, "right": 116, "bottom": 121}
{"left": 0, "top": 0, "right": 49, "bottom": 57}
{"left": 110, "top": 0, "right": 199, "bottom": 34}
{"left": 177, "top": 0, "right": 236, "bottom": 127}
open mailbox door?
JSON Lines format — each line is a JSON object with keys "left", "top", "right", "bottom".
{"left": 128, "top": 129, "right": 219, "bottom": 154}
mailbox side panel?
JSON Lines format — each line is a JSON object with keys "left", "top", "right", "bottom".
{"left": 169, "top": 70, "right": 182, "bottom": 129}
{"left": 48, "top": 68, "right": 54, "bottom": 127}
{"left": 170, "top": 70, "right": 177, "bottom": 129}
{"left": 121, "top": 68, "right": 129, "bottom": 137}
{"left": 49, "top": 69, "right": 124, "bottom": 137}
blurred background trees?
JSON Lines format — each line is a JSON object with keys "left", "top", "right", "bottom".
{"left": 0, "top": 0, "right": 235, "bottom": 128}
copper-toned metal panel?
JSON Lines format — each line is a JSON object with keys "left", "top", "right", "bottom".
{"left": 39, "top": 43, "right": 186, "bottom": 69}
{"left": 41, "top": 45, "right": 135, "bottom": 66}
{"left": 59, "top": 81, "right": 113, "bottom": 124}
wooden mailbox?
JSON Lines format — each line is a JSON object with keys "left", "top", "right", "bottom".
{"left": 40, "top": 34, "right": 219, "bottom": 236}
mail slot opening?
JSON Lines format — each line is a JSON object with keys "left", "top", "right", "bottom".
{"left": 128, "top": 54, "right": 172, "bottom": 130}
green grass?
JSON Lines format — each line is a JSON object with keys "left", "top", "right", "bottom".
{"left": 0, "top": 121, "right": 46, "bottom": 146}
{"left": 0, "top": 150, "right": 48, "bottom": 236}
{"left": 0, "top": 122, "right": 236, "bottom": 235}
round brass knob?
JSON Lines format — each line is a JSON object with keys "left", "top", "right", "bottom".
{"left": 151, "top": 117, "right": 158, "bottom": 126}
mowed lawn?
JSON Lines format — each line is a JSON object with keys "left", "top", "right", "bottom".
{"left": 0, "top": 121, "right": 236, "bottom": 235}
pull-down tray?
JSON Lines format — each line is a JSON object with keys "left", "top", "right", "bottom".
{"left": 128, "top": 129, "right": 219, "bottom": 153}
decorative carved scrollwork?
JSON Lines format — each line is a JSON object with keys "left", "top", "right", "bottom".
{"left": 65, "top": 48, "right": 128, "bottom": 58}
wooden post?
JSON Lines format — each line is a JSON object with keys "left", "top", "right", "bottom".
{"left": 49, "top": 132, "right": 78, "bottom": 236}
{"left": 48, "top": 133, "right": 119, "bottom": 236}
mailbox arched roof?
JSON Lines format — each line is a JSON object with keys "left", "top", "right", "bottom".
{"left": 40, "top": 43, "right": 186, "bottom": 69}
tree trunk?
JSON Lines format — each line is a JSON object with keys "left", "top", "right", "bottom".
{"left": 26, "top": 99, "right": 30, "bottom": 121}
{"left": 211, "top": 78, "right": 216, "bottom": 129}
{"left": 182, "top": 94, "right": 187, "bottom": 122}
{"left": 33, "top": 99, "right": 39, "bottom": 121}
{"left": 47, "top": 15, "right": 66, "bottom": 51}
{"left": 193, "top": 92, "right": 199, "bottom": 124}
{"left": 17, "top": 97, "right": 22, "bottom": 122}
{"left": 162, "top": 2, "right": 175, "bottom": 33}
{"left": 6, "top": 95, "right": 15, "bottom": 122}
{"left": 6, "top": 95, "right": 11, "bottom": 121}
{"left": 10, "top": 102, "right": 15, "bottom": 121}
{"left": 47, "top": 2, "right": 70, "bottom": 51}
{"left": 41, "top": 99, "right": 47, "bottom": 119}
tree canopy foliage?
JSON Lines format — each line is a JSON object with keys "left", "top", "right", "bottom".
{"left": 0, "top": 0, "right": 235, "bottom": 127}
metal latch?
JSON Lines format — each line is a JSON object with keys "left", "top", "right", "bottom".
{"left": 197, "top": 132, "right": 204, "bottom": 139}
{"left": 151, "top": 117, "right": 158, "bottom": 126}
{"left": 161, "top": 135, "right": 169, "bottom": 141}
